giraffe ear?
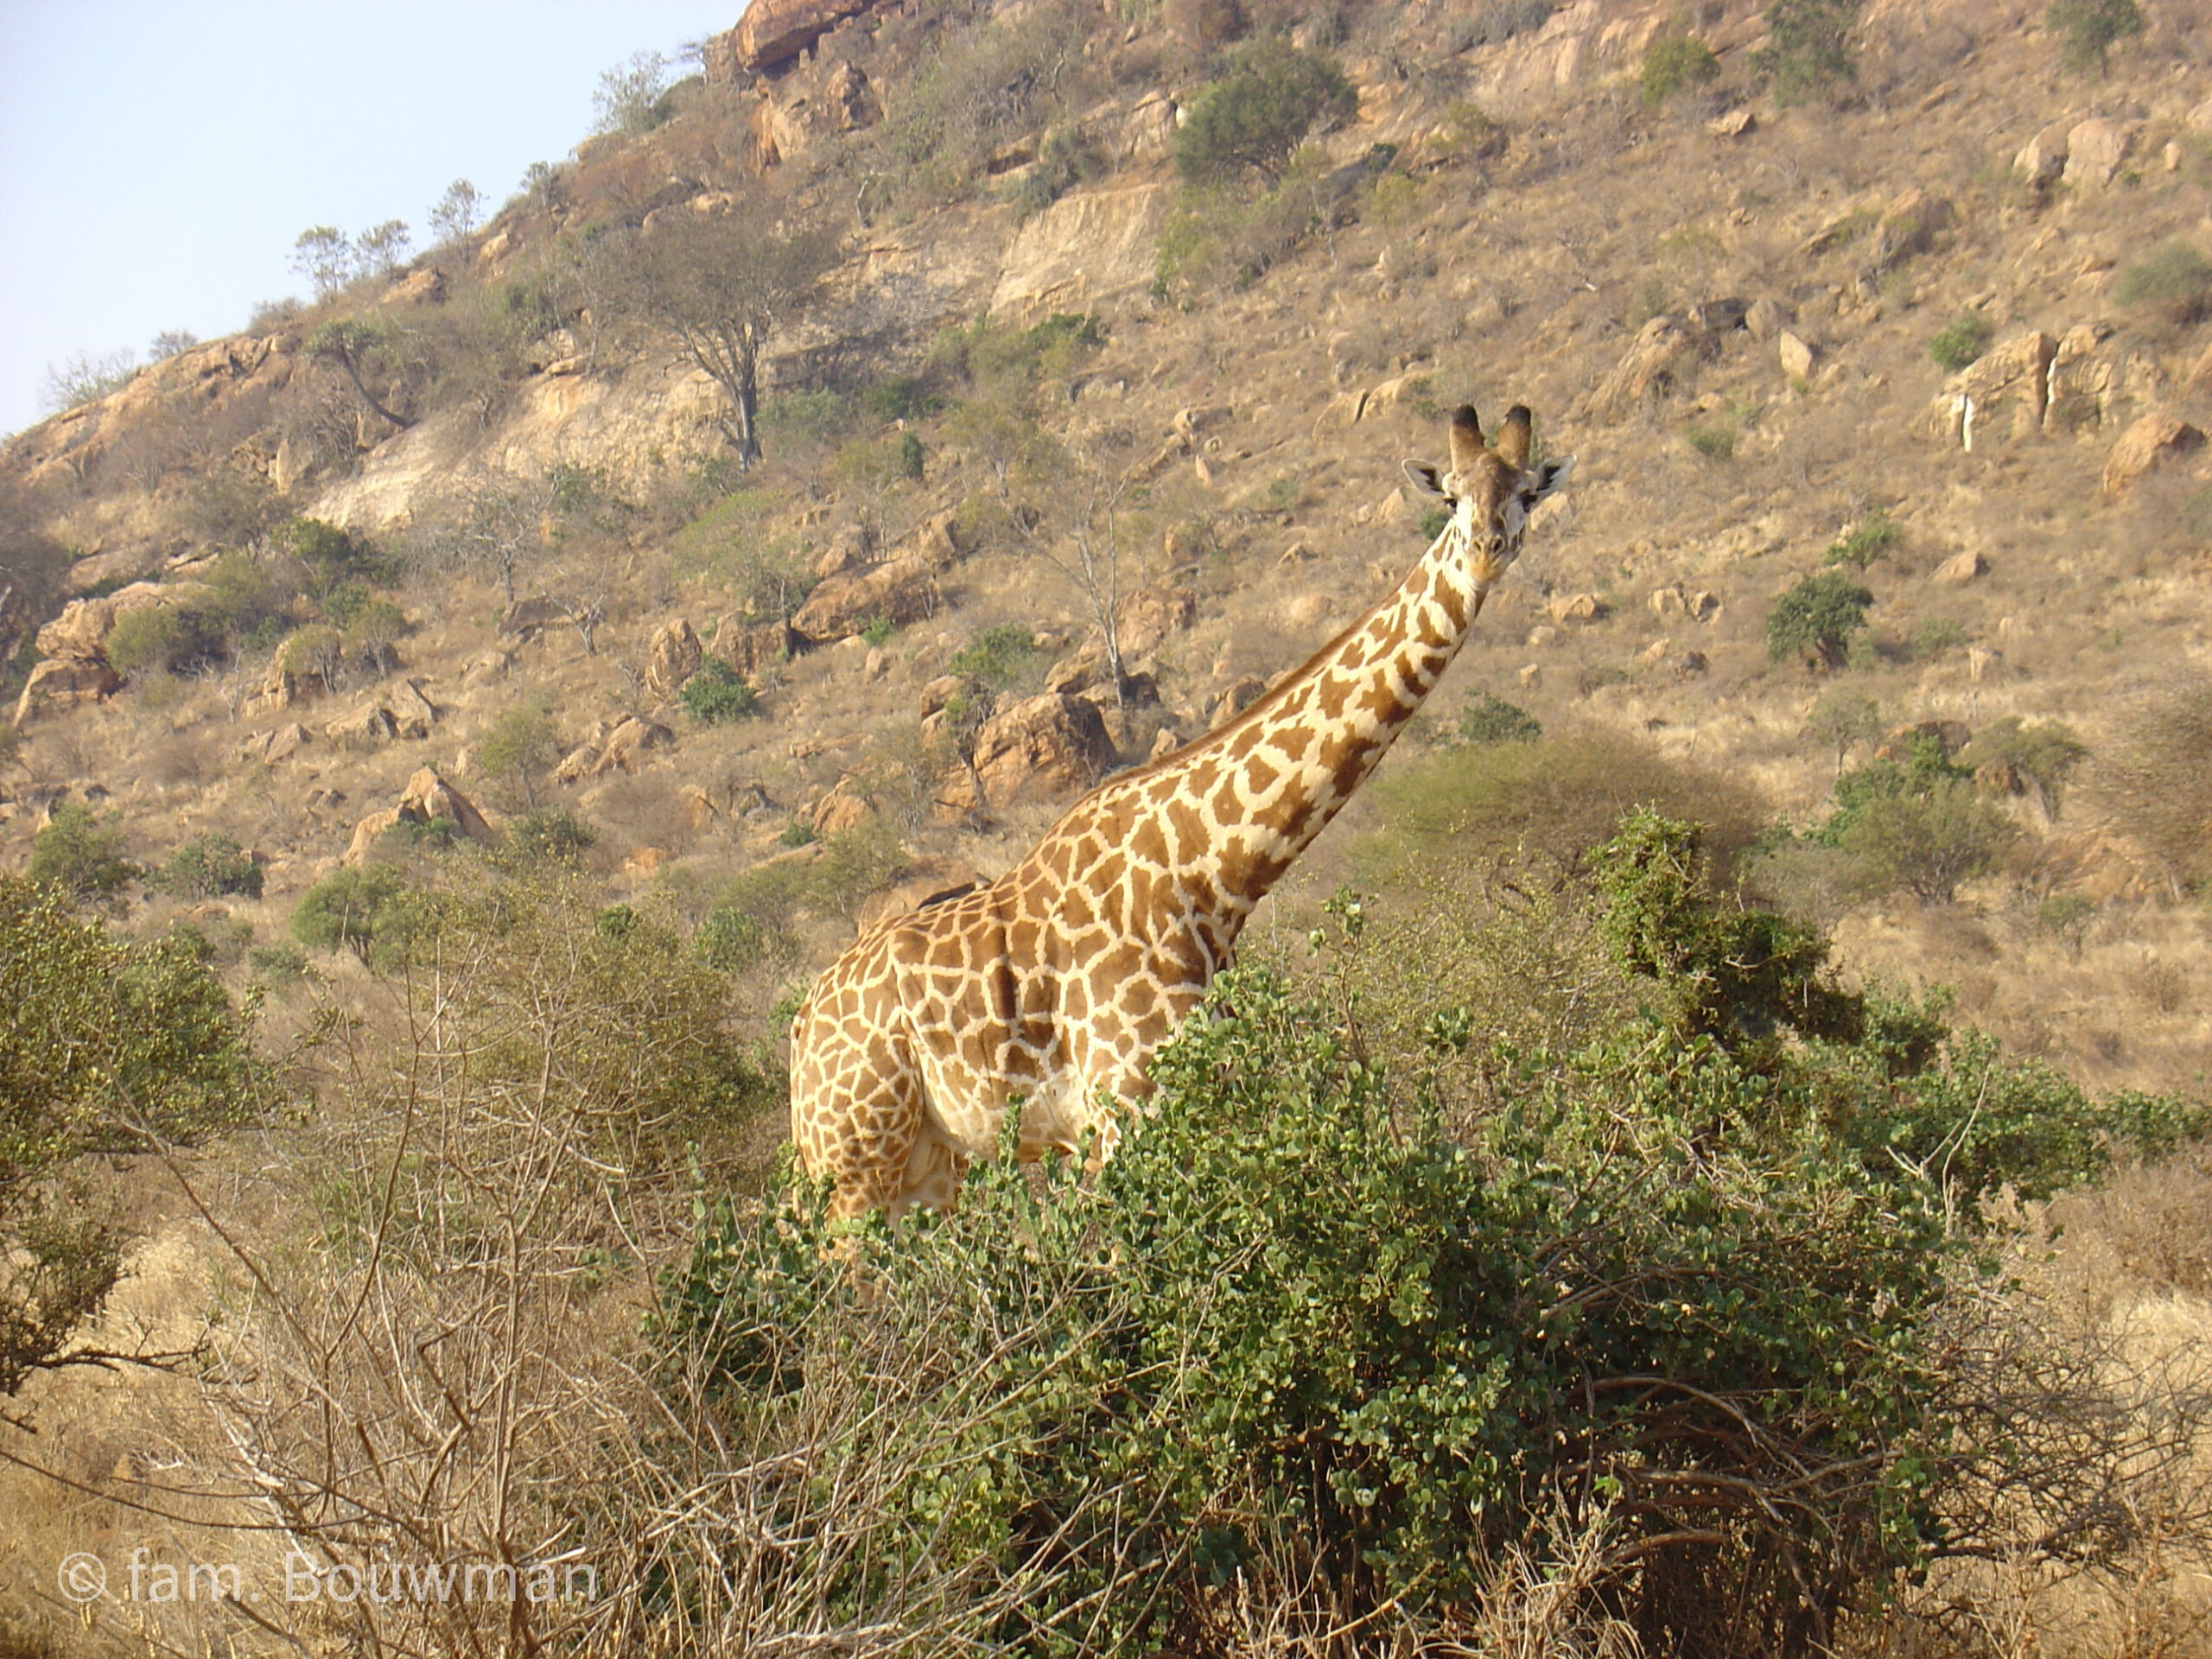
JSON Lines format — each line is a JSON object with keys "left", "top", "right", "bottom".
{"left": 1403, "top": 459, "right": 1448, "bottom": 498}
{"left": 1525, "top": 456, "right": 1574, "bottom": 502}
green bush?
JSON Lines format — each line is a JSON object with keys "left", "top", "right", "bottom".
{"left": 2117, "top": 239, "right": 2212, "bottom": 327}
{"left": 1457, "top": 690, "right": 1541, "bottom": 746}
{"left": 1640, "top": 34, "right": 1721, "bottom": 108}
{"left": 2045, "top": 0, "right": 2142, "bottom": 74}
{"left": 1766, "top": 571, "right": 1873, "bottom": 667}
{"left": 1173, "top": 38, "right": 1358, "bottom": 184}
{"left": 477, "top": 703, "right": 563, "bottom": 810}
{"left": 947, "top": 621, "right": 1039, "bottom": 688}
{"left": 858, "top": 616, "right": 898, "bottom": 649}
{"left": 1928, "top": 313, "right": 1995, "bottom": 372}
{"left": 1825, "top": 509, "right": 1901, "bottom": 569}
{"left": 1752, "top": 0, "right": 1859, "bottom": 105}
{"left": 1685, "top": 420, "right": 1736, "bottom": 461}
{"left": 1, "top": 874, "right": 270, "bottom": 1393}
{"left": 154, "top": 832, "right": 263, "bottom": 900}
{"left": 290, "top": 863, "right": 412, "bottom": 965}
{"left": 696, "top": 904, "right": 773, "bottom": 972}
{"left": 27, "top": 804, "right": 139, "bottom": 907}
{"left": 274, "top": 516, "right": 383, "bottom": 595}
{"left": 1819, "top": 741, "right": 2020, "bottom": 903}
{"left": 680, "top": 657, "right": 760, "bottom": 724}
{"left": 496, "top": 807, "right": 595, "bottom": 870}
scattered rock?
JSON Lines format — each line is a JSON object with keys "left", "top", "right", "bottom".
{"left": 1967, "top": 646, "right": 2003, "bottom": 683}
{"left": 918, "top": 673, "right": 965, "bottom": 715}
{"left": 256, "top": 723, "right": 314, "bottom": 764}
{"left": 387, "top": 678, "right": 439, "bottom": 739}
{"left": 1118, "top": 585, "right": 1197, "bottom": 657}
{"left": 382, "top": 267, "right": 447, "bottom": 307}
{"left": 600, "top": 715, "right": 676, "bottom": 774}
{"left": 1687, "top": 591, "right": 1720, "bottom": 622}
{"left": 1673, "top": 651, "right": 1710, "bottom": 676}
{"left": 1172, "top": 404, "right": 1232, "bottom": 448}
{"left": 1932, "top": 550, "right": 1987, "bottom": 585}
{"left": 1706, "top": 108, "right": 1756, "bottom": 137}
{"left": 1649, "top": 586, "right": 1687, "bottom": 618}
{"left": 2101, "top": 412, "right": 2205, "bottom": 496}
{"left": 499, "top": 596, "right": 571, "bottom": 641}
{"left": 810, "top": 781, "right": 875, "bottom": 838}
{"left": 1149, "top": 728, "right": 1183, "bottom": 760}
{"left": 717, "top": 620, "right": 800, "bottom": 681}
{"left": 1638, "top": 638, "right": 1674, "bottom": 668}
{"left": 1548, "top": 593, "right": 1608, "bottom": 624}
{"left": 645, "top": 618, "right": 704, "bottom": 697}
{"left": 1743, "top": 297, "right": 1794, "bottom": 341}
{"left": 1517, "top": 664, "right": 1541, "bottom": 687}
{"left": 461, "top": 650, "right": 512, "bottom": 690}
{"left": 1869, "top": 188, "right": 1951, "bottom": 271}
{"left": 1778, "top": 330, "right": 1818, "bottom": 381}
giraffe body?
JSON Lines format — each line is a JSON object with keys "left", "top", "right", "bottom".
{"left": 790, "top": 404, "right": 1572, "bottom": 1219}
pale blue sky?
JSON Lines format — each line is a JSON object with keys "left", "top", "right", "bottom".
{"left": 0, "top": 0, "right": 740, "bottom": 439}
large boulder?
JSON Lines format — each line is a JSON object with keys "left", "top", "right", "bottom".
{"left": 11, "top": 656, "right": 121, "bottom": 728}
{"left": 725, "top": 0, "right": 885, "bottom": 73}
{"left": 1867, "top": 188, "right": 1951, "bottom": 273}
{"left": 936, "top": 693, "right": 1116, "bottom": 818}
{"left": 645, "top": 618, "right": 704, "bottom": 697}
{"left": 1586, "top": 315, "right": 1713, "bottom": 424}
{"left": 343, "top": 768, "right": 494, "bottom": 865}
{"left": 2062, "top": 118, "right": 2133, "bottom": 190}
{"left": 1914, "top": 331, "right": 2056, "bottom": 450}
{"left": 35, "top": 582, "right": 174, "bottom": 661}
{"left": 790, "top": 557, "right": 940, "bottom": 645}
{"left": 2102, "top": 413, "right": 2205, "bottom": 497}
{"left": 716, "top": 620, "right": 799, "bottom": 680}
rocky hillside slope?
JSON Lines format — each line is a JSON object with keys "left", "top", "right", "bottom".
{"left": 3, "top": 0, "right": 2210, "bottom": 1090}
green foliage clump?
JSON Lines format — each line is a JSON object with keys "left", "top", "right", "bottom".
{"left": 274, "top": 516, "right": 383, "bottom": 596}
{"left": 1957, "top": 717, "right": 2087, "bottom": 820}
{"left": 102, "top": 603, "right": 217, "bottom": 680}
{"left": 1173, "top": 38, "right": 1358, "bottom": 184}
{"left": 1766, "top": 570, "right": 1873, "bottom": 667}
{"left": 1, "top": 875, "right": 270, "bottom": 1393}
{"left": 1685, "top": 419, "right": 1737, "bottom": 461}
{"left": 858, "top": 616, "right": 899, "bottom": 649}
{"left": 1640, "top": 34, "right": 1721, "bottom": 108}
{"left": 947, "top": 622, "right": 1039, "bottom": 688}
{"left": 1457, "top": 690, "right": 1541, "bottom": 746}
{"left": 1928, "top": 313, "right": 1995, "bottom": 372}
{"left": 1753, "top": 0, "right": 1860, "bottom": 105}
{"left": 27, "top": 804, "right": 139, "bottom": 907}
{"left": 154, "top": 832, "right": 263, "bottom": 900}
{"left": 2116, "top": 239, "right": 2212, "bottom": 327}
{"left": 290, "top": 863, "right": 412, "bottom": 965}
{"left": 2045, "top": 0, "right": 2142, "bottom": 74}
{"left": 696, "top": 904, "right": 773, "bottom": 972}
{"left": 495, "top": 807, "right": 595, "bottom": 871}
{"left": 680, "top": 658, "right": 760, "bottom": 724}
{"left": 477, "top": 703, "right": 563, "bottom": 810}
{"left": 1818, "top": 737, "right": 2021, "bottom": 903}
{"left": 1825, "top": 509, "right": 1901, "bottom": 569}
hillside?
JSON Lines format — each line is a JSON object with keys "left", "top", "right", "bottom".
{"left": 3, "top": 0, "right": 2211, "bottom": 1651}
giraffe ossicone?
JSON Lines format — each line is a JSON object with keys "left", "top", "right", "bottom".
{"left": 789, "top": 401, "right": 1573, "bottom": 1220}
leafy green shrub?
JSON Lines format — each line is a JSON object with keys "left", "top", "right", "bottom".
{"left": 290, "top": 863, "right": 412, "bottom": 965}
{"left": 947, "top": 622, "right": 1039, "bottom": 688}
{"left": 1752, "top": 0, "right": 1859, "bottom": 105}
{"left": 273, "top": 516, "right": 384, "bottom": 596}
{"left": 1818, "top": 741, "right": 2020, "bottom": 903}
{"left": 1457, "top": 690, "right": 1541, "bottom": 746}
{"left": 1416, "top": 503, "right": 1452, "bottom": 541}
{"left": 2117, "top": 239, "right": 2212, "bottom": 327}
{"left": 247, "top": 941, "right": 313, "bottom": 988}
{"left": 1825, "top": 509, "right": 1901, "bottom": 569}
{"left": 102, "top": 604, "right": 215, "bottom": 679}
{"left": 777, "top": 821, "right": 819, "bottom": 849}
{"left": 1928, "top": 313, "right": 1995, "bottom": 372}
{"left": 2045, "top": 0, "right": 2142, "bottom": 74}
{"left": 154, "top": 832, "right": 263, "bottom": 900}
{"left": 27, "top": 804, "right": 139, "bottom": 907}
{"left": 1640, "top": 34, "right": 1721, "bottom": 108}
{"left": 477, "top": 704, "right": 563, "bottom": 810}
{"left": 696, "top": 904, "right": 772, "bottom": 972}
{"left": 1173, "top": 38, "right": 1358, "bottom": 184}
{"left": 858, "top": 616, "right": 898, "bottom": 649}
{"left": 275, "top": 624, "right": 346, "bottom": 694}
{"left": 1685, "top": 420, "right": 1736, "bottom": 461}
{"left": 1959, "top": 721, "right": 2085, "bottom": 821}
{"left": 1, "top": 875, "right": 270, "bottom": 1394}
{"left": 1766, "top": 571, "right": 1873, "bottom": 667}
{"left": 680, "top": 658, "right": 760, "bottom": 724}
{"left": 496, "top": 807, "right": 595, "bottom": 870}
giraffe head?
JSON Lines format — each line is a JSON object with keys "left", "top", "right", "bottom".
{"left": 1403, "top": 404, "right": 1573, "bottom": 600}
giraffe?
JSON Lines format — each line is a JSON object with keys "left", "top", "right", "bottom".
{"left": 789, "top": 402, "right": 1572, "bottom": 1220}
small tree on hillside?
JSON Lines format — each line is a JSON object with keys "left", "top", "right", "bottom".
{"left": 429, "top": 179, "right": 484, "bottom": 245}
{"left": 592, "top": 49, "right": 672, "bottom": 137}
{"left": 1804, "top": 687, "right": 1883, "bottom": 777}
{"left": 28, "top": 805, "right": 140, "bottom": 909}
{"left": 1173, "top": 37, "right": 1358, "bottom": 184}
{"left": 305, "top": 319, "right": 416, "bottom": 431}
{"left": 354, "top": 219, "right": 413, "bottom": 278}
{"left": 611, "top": 207, "right": 839, "bottom": 467}
{"left": 2046, "top": 0, "right": 2141, "bottom": 74}
{"left": 1753, "top": 0, "right": 1860, "bottom": 105}
{"left": 1767, "top": 572, "right": 1873, "bottom": 669}
{"left": 291, "top": 226, "right": 354, "bottom": 298}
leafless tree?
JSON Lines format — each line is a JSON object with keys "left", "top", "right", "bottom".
{"left": 609, "top": 204, "right": 839, "bottom": 467}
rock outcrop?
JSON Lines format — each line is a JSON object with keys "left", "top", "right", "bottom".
{"left": 721, "top": 0, "right": 887, "bottom": 74}
{"left": 2102, "top": 413, "right": 2205, "bottom": 497}
{"left": 645, "top": 618, "right": 704, "bottom": 697}
{"left": 1586, "top": 315, "right": 1713, "bottom": 423}
{"left": 343, "top": 768, "right": 494, "bottom": 865}
{"left": 1915, "top": 331, "right": 2056, "bottom": 450}
{"left": 935, "top": 692, "right": 1115, "bottom": 819}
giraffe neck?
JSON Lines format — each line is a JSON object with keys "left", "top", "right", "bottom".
{"left": 1147, "top": 525, "right": 1485, "bottom": 918}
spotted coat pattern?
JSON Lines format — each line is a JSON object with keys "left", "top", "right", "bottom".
{"left": 789, "top": 404, "right": 1574, "bottom": 1219}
